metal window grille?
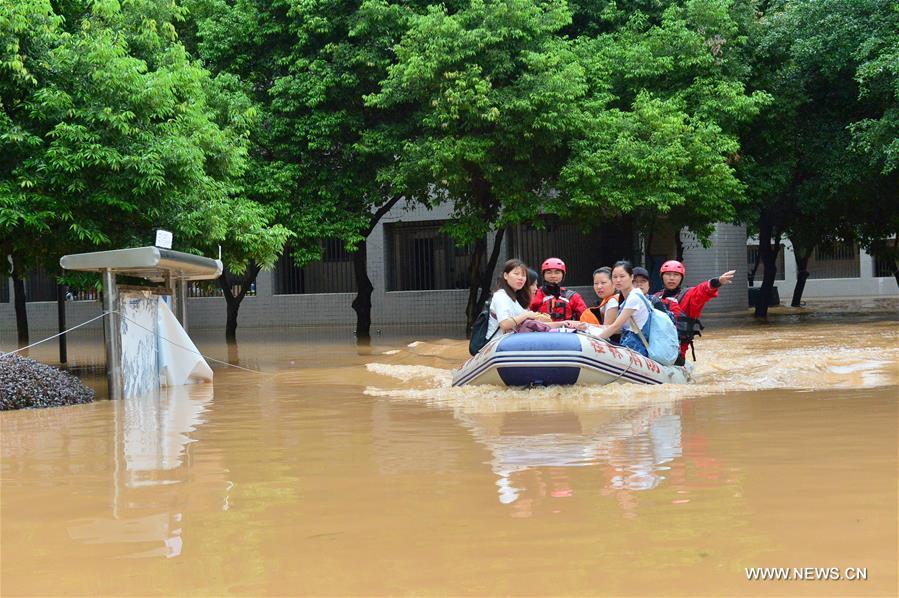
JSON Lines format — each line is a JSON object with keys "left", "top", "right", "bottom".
{"left": 874, "top": 255, "right": 894, "bottom": 278}
{"left": 24, "top": 267, "right": 58, "bottom": 302}
{"left": 808, "top": 243, "right": 859, "bottom": 279}
{"left": 385, "top": 221, "right": 475, "bottom": 291}
{"left": 275, "top": 241, "right": 356, "bottom": 294}
{"left": 512, "top": 218, "right": 635, "bottom": 286}
{"left": 747, "top": 245, "right": 785, "bottom": 282}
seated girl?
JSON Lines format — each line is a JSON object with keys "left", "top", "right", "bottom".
{"left": 580, "top": 267, "right": 621, "bottom": 326}
{"left": 595, "top": 261, "right": 651, "bottom": 357}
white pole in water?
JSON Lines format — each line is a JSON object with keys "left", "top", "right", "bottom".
{"left": 102, "top": 268, "right": 123, "bottom": 401}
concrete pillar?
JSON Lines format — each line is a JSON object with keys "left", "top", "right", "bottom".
{"left": 859, "top": 248, "right": 874, "bottom": 280}
{"left": 681, "top": 223, "right": 748, "bottom": 312}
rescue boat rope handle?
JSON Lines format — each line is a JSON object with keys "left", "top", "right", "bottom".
{"left": 572, "top": 329, "right": 635, "bottom": 385}
{"left": 0, "top": 311, "right": 268, "bottom": 376}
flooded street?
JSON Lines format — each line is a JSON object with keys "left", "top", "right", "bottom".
{"left": 1, "top": 306, "right": 897, "bottom": 596}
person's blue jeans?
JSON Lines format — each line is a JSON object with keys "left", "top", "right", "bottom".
{"left": 619, "top": 320, "right": 651, "bottom": 357}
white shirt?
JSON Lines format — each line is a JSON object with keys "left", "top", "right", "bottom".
{"left": 600, "top": 295, "right": 619, "bottom": 322}
{"left": 487, "top": 289, "right": 525, "bottom": 339}
{"left": 620, "top": 288, "right": 650, "bottom": 332}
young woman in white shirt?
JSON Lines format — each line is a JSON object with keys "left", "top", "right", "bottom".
{"left": 486, "top": 260, "right": 542, "bottom": 339}
{"left": 596, "top": 260, "right": 651, "bottom": 357}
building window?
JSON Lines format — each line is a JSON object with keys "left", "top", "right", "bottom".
{"left": 873, "top": 255, "right": 894, "bottom": 278}
{"left": 385, "top": 221, "right": 475, "bottom": 291}
{"left": 747, "top": 245, "right": 785, "bottom": 282}
{"left": 22, "top": 267, "right": 57, "bottom": 302}
{"left": 808, "top": 243, "right": 860, "bottom": 279}
{"left": 0, "top": 278, "right": 8, "bottom": 303}
{"left": 513, "top": 218, "right": 635, "bottom": 286}
{"left": 275, "top": 242, "right": 356, "bottom": 294}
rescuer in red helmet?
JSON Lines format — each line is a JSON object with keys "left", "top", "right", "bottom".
{"left": 653, "top": 260, "right": 736, "bottom": 363}
{"left": 529, "top": 257, "right": 588, "bottom": 322}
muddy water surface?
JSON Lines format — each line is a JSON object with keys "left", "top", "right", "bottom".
{"left": 1, "top": 307, "right": 897, "bottom": 596}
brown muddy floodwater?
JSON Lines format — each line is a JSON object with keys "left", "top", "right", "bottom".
{"left": 1, "top": 304, "right": 897, "bottom": 596}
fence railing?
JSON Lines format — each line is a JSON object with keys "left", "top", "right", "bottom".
{"left": 808, "top": 243, "right": 860, "bottom": 279}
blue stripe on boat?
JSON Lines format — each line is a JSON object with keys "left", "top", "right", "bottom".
{"left": 496, "top": 332, "right": 582, "bottom": 353}
{"left": 498, "top": 365, "right": 580, "bottom": 386}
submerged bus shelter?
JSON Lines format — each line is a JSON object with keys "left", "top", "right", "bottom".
{"left": 60, "top": 247, "right": 223, "bottom": 401}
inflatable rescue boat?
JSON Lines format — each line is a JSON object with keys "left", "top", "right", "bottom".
{"left": 452, "top": 332, "right": 692, "bottom": 387}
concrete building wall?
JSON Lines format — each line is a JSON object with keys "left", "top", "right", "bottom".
{"left": 3, "top": 214, "right": 896, "bottom": 338}
{"left": 682, "top": 224, "right": 749, "bottom": 313}
{"left": 763, "top": 238, "right": 898, "bottom": 300}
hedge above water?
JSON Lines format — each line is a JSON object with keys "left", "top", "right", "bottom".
{"left": 0, "top": 354, "right": 95, "bottom": 410}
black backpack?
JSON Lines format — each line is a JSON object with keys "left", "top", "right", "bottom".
{"left": 469, "top": 298, "right": 498, "bottom": 355}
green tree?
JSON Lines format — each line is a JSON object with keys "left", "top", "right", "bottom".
{"left": 186, "top": 0, "right": 427, "bottom": 339}
{"left": 369, "top": 0, "right": 766, "bottom": 328}
{"left": 0, "top": 0, "right": 288, "bottom": 342}
{"left": 737, "top": 0, "right": 898, "bottom": 315}
{"left": 559, "top": 0, "right": 768, "bottom": 264}
{"left": 368, "top": 0, "right": 589, "bottom": 329}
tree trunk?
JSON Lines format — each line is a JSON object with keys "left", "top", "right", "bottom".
{"left": 350, "top": 196, "right": 402, "bottom": 341}
{"left": 464, "top": 236, "right": 488, "bottom": 337}
{"left": 465, "top": 228, "right": 506, "bottom": 337}
{"left": 790, "top": 247, "right": 813, "bottom": 307}
{"left": 351, "top": 242, "right": 374, "bottom": 339}
{"left": 754, "top": 217, "right": 780, "bottom": 318}
{"left": 892, "top": 237, "right": 899, "bottom": 288}
{"left": 218, "top": 263, "right": 261, "bottom": 342}
{"left": 11, "top": 256, "right": 28, "bottom": 344}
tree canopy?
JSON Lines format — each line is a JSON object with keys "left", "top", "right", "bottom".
{"left": 736, "top": 0, "right": 899, "bottom": 312}
{"left": 0, "top": 0, "right": 288, "bottom": 275}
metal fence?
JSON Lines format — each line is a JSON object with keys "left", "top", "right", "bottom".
{"left": 24, "top": 267, "right": 58, "bottom": 301}
{"left": 874, "top": 256, "right": 894, "bottom": 278}
{"left": 747, "top": 244, "right": 785, "bottom": 282}
{"left": 275, "top": 239, "right": 356, "bottom": 294}
{"left": 385, "top": 221, "right": 475, "bottom": 291}
{"left": 808, "top": 243, "right": 859, "bottom": 279}
{"left": 511, "top": 218, "right": 635, "bottom": 286}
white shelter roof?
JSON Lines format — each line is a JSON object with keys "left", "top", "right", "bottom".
{"left": 60, "top": 247, "right": 223, "bottom": 281}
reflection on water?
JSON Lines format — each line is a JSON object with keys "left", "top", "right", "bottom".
{"left": 66, "top": 385, "right": 214, "bottom": 559}
{"left": 1, "top": 308, "right": 897, "bottom": 596}
{"left": 457, "top": 404, "right": 684, "bottom": 506}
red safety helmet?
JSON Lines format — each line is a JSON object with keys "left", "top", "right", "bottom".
{"left": 660, "top": 260, "right": 686, "bottom": 276}
{"left": 541, "top": 257, "right": 566, "bottom": 274}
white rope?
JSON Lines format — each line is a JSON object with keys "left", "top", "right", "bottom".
{"left": 0, "top": 312, "right": 111, "bottom": 356}
{"left": 114, "top": 311, "right": 268, "bottom": 376}
{"left": 1, "top": 310, "right": 267, "bottom": 376}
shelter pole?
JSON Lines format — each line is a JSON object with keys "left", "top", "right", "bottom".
{"left": 102, "top": 269, "right": 123, "bottom": 401}
{"left": 57, "top": 283, "right": 67, "bottom": 364}
{"left": 177, "top": 277, "right": 188, "bottom": 331}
